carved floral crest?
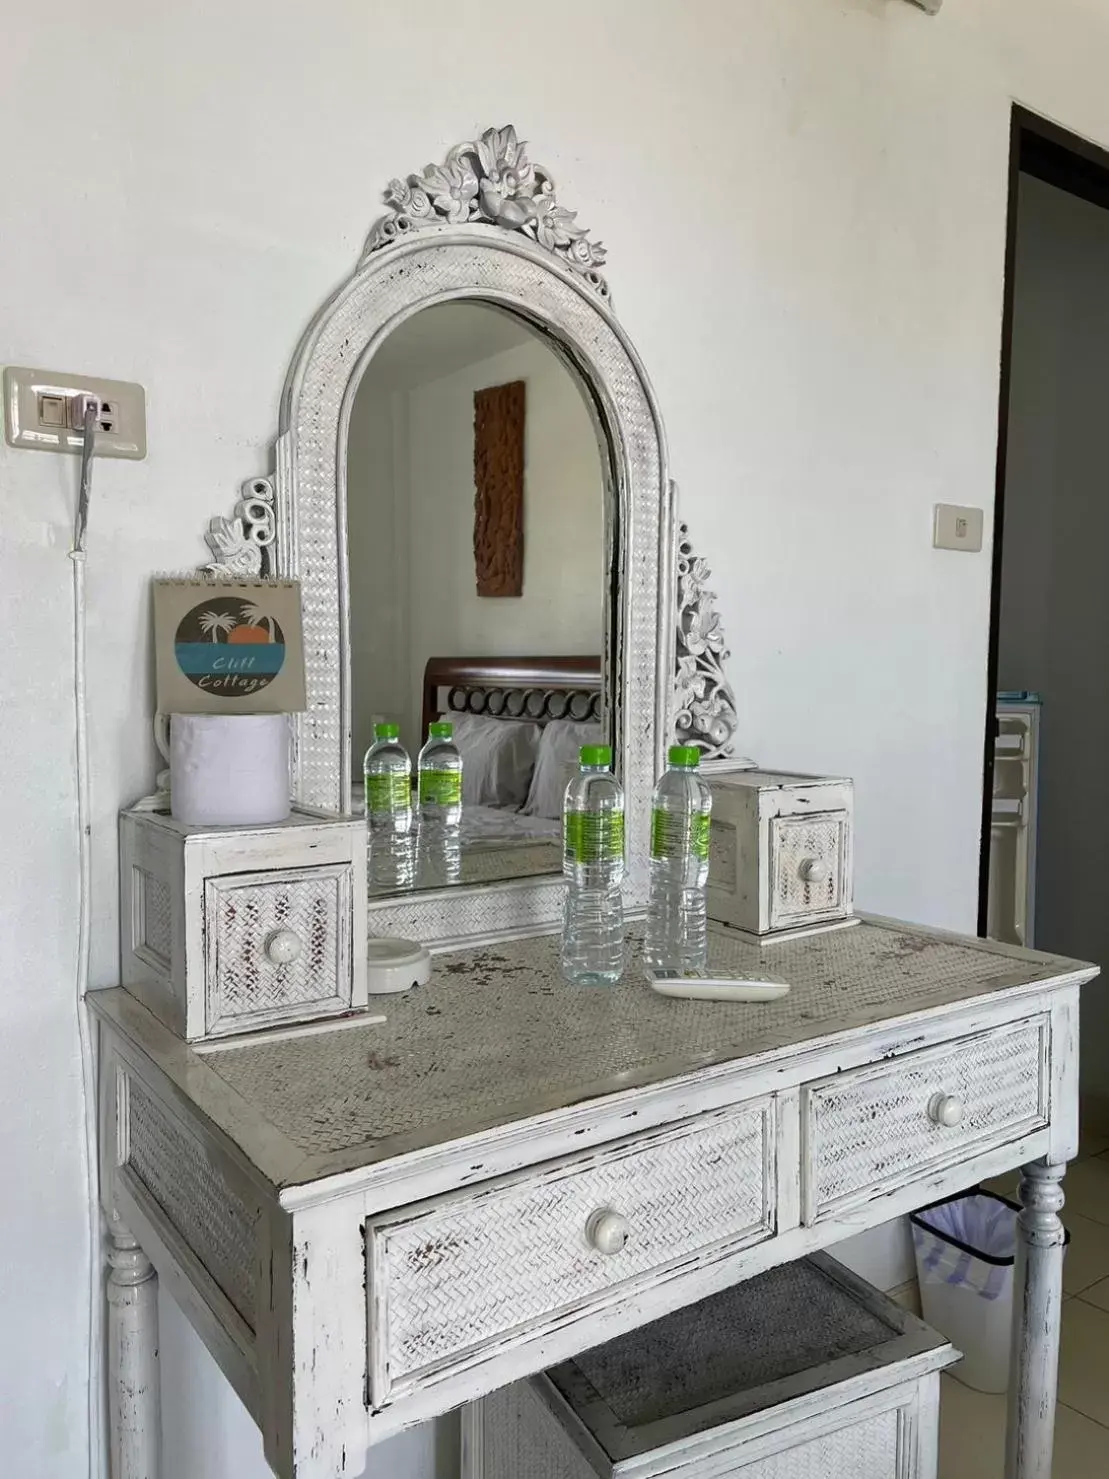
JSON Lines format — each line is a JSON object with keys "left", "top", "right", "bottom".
{"left": 203, "top": 478, "right": 276, "bottom": 577}
{"left": 363, "top": 125, "right": 609, "bottom": 299}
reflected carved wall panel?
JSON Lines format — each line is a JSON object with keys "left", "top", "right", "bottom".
{"left": 474, "top": 380, "right": 526, "bottom": 597}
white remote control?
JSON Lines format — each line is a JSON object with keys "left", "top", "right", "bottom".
{"left": 645, "top": 971, "right": 791, "bottom": 1003}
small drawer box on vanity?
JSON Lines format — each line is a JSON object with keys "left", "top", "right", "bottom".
{"left": 120, "top": 806, "right": 367, "bottom": 1040}
{"left": 466, "top": 1254, "right": 957, "bottom": 1479}
{"left": 707, "top": 770, "right": 854, "bottom": 938}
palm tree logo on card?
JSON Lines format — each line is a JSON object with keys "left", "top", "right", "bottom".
{"left": 174, "top": 595, "right": 286, "bottom": 696}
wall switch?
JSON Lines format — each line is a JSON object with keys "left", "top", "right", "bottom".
{"left": 3, "top": 367, "right": 146, "bottom": 458}
{"left": 933, "top": 503, "right": 983, "bottom": 553}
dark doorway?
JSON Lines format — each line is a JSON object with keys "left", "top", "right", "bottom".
{"left": 980, "top": 107, "right": 1109, "bottom": 1095}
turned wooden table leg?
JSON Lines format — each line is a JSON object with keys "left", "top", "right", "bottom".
{"left": 107, "top": 1219, "right": 162, "bottom": 1479}
{"left": 1004, "top": 1158, "right": 1067, "bottom": 1479}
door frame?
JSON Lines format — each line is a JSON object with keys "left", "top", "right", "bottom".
{"left": 977, "top": 105, "right": 1109, "bottom": 933}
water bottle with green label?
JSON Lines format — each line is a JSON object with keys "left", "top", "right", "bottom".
{"left": 418, "top": 722, "right": 463, "bottom": 831}
{"left": 644, "top": 745, "right": 712, "bottom": 974}
{"left": 363, "top": 723, "right": 414, "bottom": 887}
{"left": 561, "top": 744, "right": 625, "bottom": 985}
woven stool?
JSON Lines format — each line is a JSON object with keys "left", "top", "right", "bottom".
{"left": 464, "top": 1254, "right": 958, "bottom": 1479}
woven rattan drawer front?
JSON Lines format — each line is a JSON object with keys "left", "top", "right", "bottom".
{"left": 204, "top": 864, "right": 353, "bottom": 1036}
{"left": 733, "top": 1408, "right": 901, "bottom": 1479}
{"left": 368, "top": 1100, "right": 776, "bottom": 1405}
{"left": 767, "top": 812, "right": 848, "bottom": 929}
{"left": 803, "top": 1019, "right": 1049, "bottom": 1221}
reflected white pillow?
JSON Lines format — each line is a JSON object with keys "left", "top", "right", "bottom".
{"left": 441, "top": 713, "right": 541, "bottom": 809}
{"left": 521, "top": 719, "right": 604, "bottom": 820}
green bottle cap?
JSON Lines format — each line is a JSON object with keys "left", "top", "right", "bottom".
{"left": 668, "top": 745, "right": 700, "bottom": 767}
{"left": 580, "top": 744, "right": 612, "bottom": 767}
{"left": 374, "top": 722, "right": 399, "bottom": 740}
{"left": 429, "top": 721, "right": 453, "bottom": 739}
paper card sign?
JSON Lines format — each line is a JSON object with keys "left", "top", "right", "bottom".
{"left": 153, "top": 578, "right": 306, "bottom": 714}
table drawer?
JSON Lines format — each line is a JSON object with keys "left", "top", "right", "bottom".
{"left": 203, "top": 864, "right": 353, "bottom": 1036}
{"left": 768, "top": 811, "right": 850, "bottom": 929}
{"left": 367, "top": 1100, "right": 776, "bottom": 1406}
{"left": 803, "top": 1019, "right": 1049, "bottom": 1221}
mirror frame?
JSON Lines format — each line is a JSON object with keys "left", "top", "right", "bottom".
{"left": 200, "top": 126, "right": 741, "bottom": 946}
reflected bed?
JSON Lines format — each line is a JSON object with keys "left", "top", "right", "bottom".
{"left": 366, "top": 655, "right": 603, "bottom": 894}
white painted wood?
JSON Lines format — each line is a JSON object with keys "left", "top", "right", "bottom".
{"left": 1004, "top": 1159, "right": 1067, "bottom": 1479}
{"left": 459, "top": 1403, "right": 485, "bottom": 1479}
{"left": 1047, "top": 989, "right": 1081, "bottom": 1164}
{"left": 366, "top": 1101, "right": 775, "bottom": 1407}
{"left": 802, "top": 1017, "right": 1049, "bottom": 1222}
{"left": 107, "top": 1217, "right": 161, "bottom": 1479}
{"left": 120, "top": 807, "right": 367, "bottom": 1041}
{"left": 89, "top": 919, "right": 1099, "bottom": 1479}
{"left": 94, "top": 967, "right": 1083, "bottom": 1218}
{"left": 705, "top": 771, "right": 853, "bottom": 936}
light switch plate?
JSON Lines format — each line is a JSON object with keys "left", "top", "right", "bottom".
{"left": 3, "top": 366, "right": 146, "bottom": 459}
{"left": 933, "top": 503, "right": 983, "bottom": 553}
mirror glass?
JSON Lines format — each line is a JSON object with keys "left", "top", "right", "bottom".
{"left": 347, "top": 301, "right": 610, "bottom": 895}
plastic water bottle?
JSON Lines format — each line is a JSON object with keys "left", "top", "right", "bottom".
{"left": 561, "top": 745, "right": 625, "bottom": 985}
{"left": 417, "top": 722, "right": 463, "bottom": 830}
{"left": 363, "top": 723, "right": 414, "bottom": 887}
{"left": 417, "top": 722, "right": 463, "bottom": 887}
{"left": 644, "top": 745, "right": 712, "bottom": 974}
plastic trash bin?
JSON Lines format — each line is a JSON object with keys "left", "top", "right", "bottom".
{"left": 911, "top": 1188, "right": 1068, "bottom": 1394}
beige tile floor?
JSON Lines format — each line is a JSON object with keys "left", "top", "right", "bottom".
{"left": 935, "top": 1131, "right": 1109, "bottom": 1478}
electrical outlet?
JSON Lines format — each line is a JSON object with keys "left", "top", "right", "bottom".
{"left": 3, "top": 367, "right": 146, "bottom": 458}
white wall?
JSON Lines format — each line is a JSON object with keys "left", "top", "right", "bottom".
{"left": 997, "top": 173, "right": 1109, "bottom": 1095}
{"left": 349, "top": 324, "right": 604, "bottom": 759}
{"left": 6, "top": 2, "right": 1109, "bottom": 1475}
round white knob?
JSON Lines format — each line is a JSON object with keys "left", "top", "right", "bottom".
{"left": 928, "top": 1093, "right": 964, "bottom": 1128}
{"left": 799, "top": 858, "right": 828, "bottom": 884}
{"left": 585, "top": 1208, "right": 630, "bottom": 1256}
{"left": 265, "top": 929, "right": 303, "bottom": 966}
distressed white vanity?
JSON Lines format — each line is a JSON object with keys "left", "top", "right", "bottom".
{"left": 95, "top": 922, "right": 1093, "bottom": 1479}
{"left": 94, "top": 126, "right": 1097, "bottom": 1479}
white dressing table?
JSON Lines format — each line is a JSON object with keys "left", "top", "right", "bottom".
{"left": 96, "top": 123, "right": 1098, "bottom": 1479}
{"left": 93, "top": 916, "right": 1094, "bottom": 1479}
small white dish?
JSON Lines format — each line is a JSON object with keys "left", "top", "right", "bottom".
{"left": 367, "top": 938, "right": 432, "bottom": 995}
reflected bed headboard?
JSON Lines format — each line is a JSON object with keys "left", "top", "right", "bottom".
{"left": 421, "top": 655, "right": 602, "bottom": 742}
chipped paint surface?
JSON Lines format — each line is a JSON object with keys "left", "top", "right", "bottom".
{"left": 96, "top": 941, "right": 1094, "bottom": 1478}
{"left": 198, "top": 920, "right": 1085, "bottom": 1171}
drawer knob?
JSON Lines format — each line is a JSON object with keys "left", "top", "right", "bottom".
{"left": 799, "top": 858, "right": 828, "bottom": 884}
{"left": 928, "top": 1092, "right": 964, "bottom": 1128}
{"left": 265, "top": 929, "right": 304, "bottom": 966}
{"left": 585, "top": 1208, "right": 630, "bottom": 1256}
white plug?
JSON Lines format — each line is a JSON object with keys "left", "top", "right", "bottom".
{"left": 69, "top": 393, "right": 101, "bottom": 431}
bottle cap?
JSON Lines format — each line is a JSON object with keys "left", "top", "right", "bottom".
{"left": 580, "top": 744, "right": 612, "bottom": 767}
{"left": 428, "top": 721, "right": 453, "bottom": 739}
{"left": 374, "top": 722, "right": 400, "bottom": 740}
{"left": 668, "top": 745, "right": 700, "bottom": 767}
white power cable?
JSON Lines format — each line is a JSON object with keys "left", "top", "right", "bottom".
{"left": 69, "top": 399, "right": 106, "bottom": 1479}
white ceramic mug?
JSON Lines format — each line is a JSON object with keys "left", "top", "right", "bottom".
{"left": 159, "top": 712, "right": 291, "bottom": 826}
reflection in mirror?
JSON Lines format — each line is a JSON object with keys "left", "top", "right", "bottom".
{"left": 346, "top": 302, "right": 609, "bottom": 896}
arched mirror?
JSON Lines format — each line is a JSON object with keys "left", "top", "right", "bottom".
{"left": 200, "top": 126, "right": 739, "bottom": 946}
{"left": 347, "top": 300, "right": 611, "bottom": 894}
